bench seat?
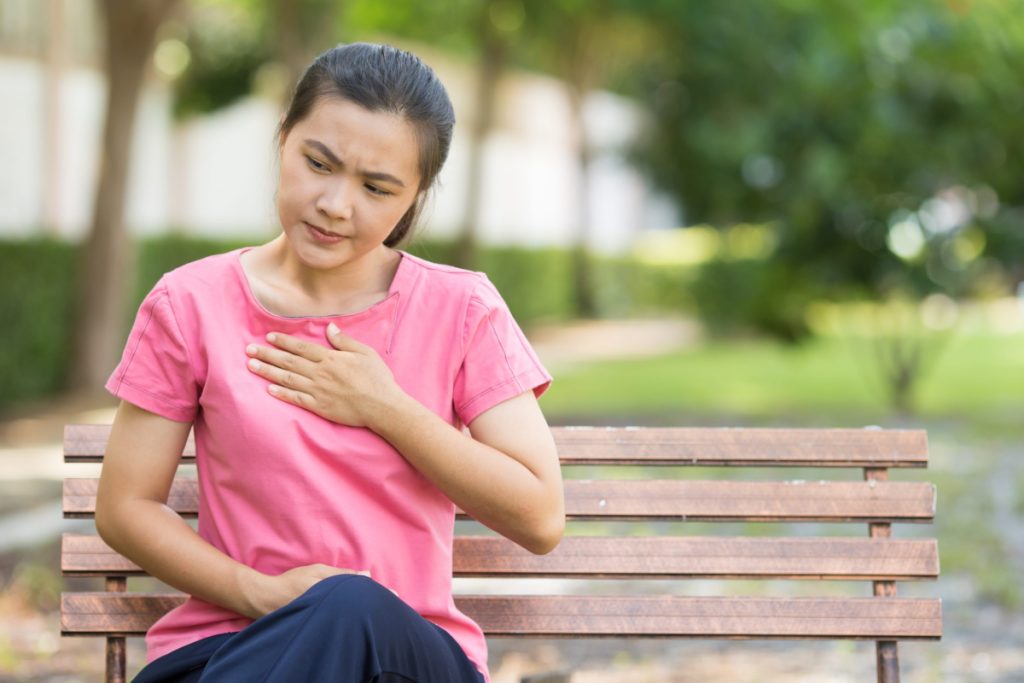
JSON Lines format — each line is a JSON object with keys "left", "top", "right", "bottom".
{"left": 61, "top": 425, "right": 942, "bottom": 683}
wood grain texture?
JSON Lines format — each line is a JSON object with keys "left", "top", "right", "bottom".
{"left": 61, "top": 593, "right": 185, "bottom": 636}
{"left": 64, "top": 425, "right": 928, "bottom": 467}
{"left": 61, "top": 593, "right": 942, "bottom": 640}
{"left": 460, "top": 596, "right": 943, "bottom": 639}
{"left": 63, "top": 534, "right": 940, "bottom": 581}
{"left": 63, "top": 478, "right": 936, "bottom": 522}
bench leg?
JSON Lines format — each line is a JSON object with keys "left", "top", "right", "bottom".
{"left": 107, "top": 636, "right": 127, "bottom": 683}
{"left": 876, "top": 641, "right": 899, "bottom": 683}
{"left": 105, "top": 576, "right": 128, "bottom": 683}
{"left": 520, "top": 672, "right": 572, "bottom": 683}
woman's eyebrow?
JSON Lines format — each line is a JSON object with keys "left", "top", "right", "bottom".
{"left": 303, "top": 139, "right": 406, "bottom": 188}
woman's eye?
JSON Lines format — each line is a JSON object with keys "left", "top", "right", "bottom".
{"left": 305, "top": 156, "right": 328, "bottom": 172}
{"left": 365, "top": 184, "right": 391, "bottom": 196}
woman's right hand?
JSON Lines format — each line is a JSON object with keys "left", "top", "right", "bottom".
{"left": 239, "top": 563, "right": 369, "bottom": 618}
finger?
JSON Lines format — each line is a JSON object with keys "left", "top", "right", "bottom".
{"left": 246, "top": 343, "right": 317, "bottom": 376}
{"left": 248, "top": 358, "right": 314, "bottom": 395}
{"left": 266, "top": 382, "right": 316, "bottom": 410}
{"left": 326, "top": 323, "right": 369, "bottom": 353}
{"left": 265, "top": 332, "right": 328, "bottom": 361}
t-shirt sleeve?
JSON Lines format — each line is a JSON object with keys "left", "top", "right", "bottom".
{"left": 453, "top": 277, "right": 552, "bottom": 426}
{"left": 104, "top": 277, "right": 200, "bottom": 423}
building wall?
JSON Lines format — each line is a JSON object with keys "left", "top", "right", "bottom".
{"left": 0, "top": 1, "right": 679, "bottom": 252}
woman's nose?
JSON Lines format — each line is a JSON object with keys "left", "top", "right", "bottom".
{"left": 316, "top": 178, "right": 354, "bottom": 221}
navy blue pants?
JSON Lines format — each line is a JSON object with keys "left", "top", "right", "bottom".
{"left": 132, "top": 574, "right": 485, "bottom": 683}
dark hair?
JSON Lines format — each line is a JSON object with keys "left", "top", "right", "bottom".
{"left": 278, "top": 43, "right": 455, "bottom": 246}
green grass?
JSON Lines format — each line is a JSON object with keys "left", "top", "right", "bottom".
{"left": 539, "top": 322, "right": 1024, "bottom": 608}
{"left": 541, "top": 327, "right": 1024, "bottom": 426}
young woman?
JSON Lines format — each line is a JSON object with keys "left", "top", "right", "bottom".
{"left": 95, "top": 42, "right": 564, "bottom": 683}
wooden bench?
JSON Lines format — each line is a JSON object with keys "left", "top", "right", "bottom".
{"left": 61, "top": 425, "right": 941, "bottom": 682}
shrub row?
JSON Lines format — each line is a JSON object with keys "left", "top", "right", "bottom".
{"left": 0, "top": 235, "right": 696, "bottom": 408}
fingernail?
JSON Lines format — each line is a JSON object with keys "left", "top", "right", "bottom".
{"left": 246, "top": 344, "right": 257, "bottom": 355}
{"left": 248, "top": 359, "right": 260, "bottom": 370}
{"left": 266, "top": 332, "right": 276, "bottom": 342}
{"left": 327, "top": 323, "right": 339, "bottom": 335}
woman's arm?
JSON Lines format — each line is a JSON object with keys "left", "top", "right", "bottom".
{"left": 370, "top": 390, "right": 565, "bottom": 554}
{"left": 96, "top": 400, "right": 360, "bottom": 618}
{"left": 246, "top": 328, "right": 565, "bottom": 554}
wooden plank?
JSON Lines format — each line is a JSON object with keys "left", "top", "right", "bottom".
{"left": 64, "top": 425, "right": 928, "bottom": 468}
{"left": 452, "top": 536, "right": 940, "bottom": 580}
{"left": 63, "top": 534, "right": 940, "bottom": 581}
{"left": 63, "top": 478, "right": 199, "bottom": 519}
{"left": 63, "top": 478, "right": 936, "bottom": 522}
{"left": 551, "top": 428, "right": 929, "bottom": 467}
{"left": 462, "top": 596, "right": 943, "bottom": 639}
{"left": 61, "top": 593, "right": 942, "bottom": 640}
{"left": 561, "top": 480, "right": 935, "bottom": 522}
{"left": 61, "top": 593, "right": 184, "bottom": 636}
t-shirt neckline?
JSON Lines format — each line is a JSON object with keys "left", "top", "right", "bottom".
{"left": 233, "top": 246, "right": 409, "bottom": 320}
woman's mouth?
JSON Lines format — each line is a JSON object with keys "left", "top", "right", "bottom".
{"left": 305, "top": 222, "right": 344, "bottom": 243}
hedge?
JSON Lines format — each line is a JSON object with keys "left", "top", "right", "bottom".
{"left": 0, "top": 235, "right": 694, "bottom": 408}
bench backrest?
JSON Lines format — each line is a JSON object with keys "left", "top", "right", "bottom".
{"left": 61, "top": 425, "right": 941, "bottom": 683}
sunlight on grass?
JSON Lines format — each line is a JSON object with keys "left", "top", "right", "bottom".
{"left": 541, "top": 324, "right": 1024, "bottom": 424}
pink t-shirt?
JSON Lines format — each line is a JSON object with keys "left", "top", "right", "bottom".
{"left": 104, "top": 247, "right": 553, "bottom": 680}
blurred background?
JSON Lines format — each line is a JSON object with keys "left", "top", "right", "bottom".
{"left": 1, "top": 0, "right": 1023, "bottom": 680}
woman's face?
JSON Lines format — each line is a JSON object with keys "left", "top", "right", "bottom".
{"left": 276, "top": 97, "right": 422, "bottom": 271}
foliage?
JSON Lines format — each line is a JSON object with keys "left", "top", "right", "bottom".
{"left": 0, "top": 240, "right": 77, "bottom": 404}
{"left": 627, "top": 0, "right": 1024, "bottom": 337}
{"left": 0, "top": 236, "right": 687, "bottom": 408}
{"left": 170, "top": 2, "right": 271, "bottom": 119}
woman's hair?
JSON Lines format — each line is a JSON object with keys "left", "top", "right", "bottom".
{"left": 278, "top": 43, "right": 456, "bottom": 247}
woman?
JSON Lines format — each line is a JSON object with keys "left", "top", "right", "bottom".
{"left": 95, "top": 42, "right": 564, "bottom": 683}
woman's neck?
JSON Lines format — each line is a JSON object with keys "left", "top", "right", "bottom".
{"left": 251, "top": 235, "right": 401, "bottom": 316}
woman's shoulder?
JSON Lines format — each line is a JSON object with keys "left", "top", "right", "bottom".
{"left": 399, "top": 251, "right": 492, "bottom": 299}
{"left": 158, "top": 247, "right": 246, "bottom": 293}
{"left": 398, "top": 252, "right": 517, "bottom": 338}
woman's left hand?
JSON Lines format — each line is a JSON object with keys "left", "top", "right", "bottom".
{"left": 245, "top": 323, "right": 401, "bottom": 428}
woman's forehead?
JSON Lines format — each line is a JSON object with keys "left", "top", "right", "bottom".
{"left": 292, "top": 98, "right": 420, "bottom": 181}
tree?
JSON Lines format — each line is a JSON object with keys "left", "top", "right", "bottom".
{"left": 519, "top": 0, "right": 657, "bottom": 317}
{"left": 619, "top": 0, "right": 1024, "bottom": 409}
{"left": 70, "top": 0, "right": 183, "bottom": 394}
{"left": 630, "top": 0, "right": 1024, "bottom": 336}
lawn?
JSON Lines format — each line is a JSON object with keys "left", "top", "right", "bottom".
{"left": 540, "top": 323, "right": 1024, "bottom": 428}
{"left": 537, "top": 314, "right": 1024, "bottom": 610}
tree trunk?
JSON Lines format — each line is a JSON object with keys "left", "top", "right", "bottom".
{"left": 567, "top": 83, "right": 596, "bottom": 317}
{"left": 42, "top": 0, "right": 66, "bottom": 236}
{"left": 564, "top": 18, "right": 599, "bottom": 319}
{"left": 454, "top": 3, "right": 505, "bottom": 270}
{"left": 273, "top": 0, "right": 345, "bottom": 107}
{"left": 68, "top": 0, "right": 181, "bottom": 394}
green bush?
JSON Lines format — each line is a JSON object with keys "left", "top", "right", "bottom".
{"left": 0, "top": 239, "right": 77, "bottom": 403}
{"left": 689, "top": 257, "right": 814, "bottom": 342}
{"left": 591, "top": 256, "right": 696, "bottom": 318}
{"left": 2, "top": 234, "right": 699, "bottom": 409}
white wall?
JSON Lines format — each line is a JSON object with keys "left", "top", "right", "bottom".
{"left": 0, "top": 48, "right": 679, "bottom": 253}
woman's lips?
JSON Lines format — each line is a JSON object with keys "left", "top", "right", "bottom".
{"left": 305, "top": 222, "right": 344, "bottom": 243}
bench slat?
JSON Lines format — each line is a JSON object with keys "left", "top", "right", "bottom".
{"left": 61, "top": 593, "right": 942, "bottom": 640}
{"left": 552, "top": 427, "right": 928, "bottom": 467}
{"left": 61, "top": 534, "right": 940, "bottom": 580}
{"left": 64, "top": 425, "right": 928, "bottom": 467}
{"left": 463, "top": 595, "right": 943, "bottom": 639}
{"left": 63, "top": 478, "right": 935, "bottom": 522}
